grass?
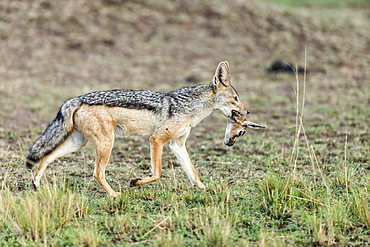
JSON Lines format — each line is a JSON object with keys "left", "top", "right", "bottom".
{"left": 1, "top": 133, "right": 369, "bottom": 246}
{"left": 1, "top": 0, "right": 369, "bottom": 246}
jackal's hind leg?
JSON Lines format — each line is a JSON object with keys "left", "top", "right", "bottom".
{"left": 32, "top": 130, "right": 86, "bottom": 188}
{"left": 92, "top": 138, "right": 121, "bottom": 197}
{"left": 130, "top": 136, "right": 165, "bottom": 187}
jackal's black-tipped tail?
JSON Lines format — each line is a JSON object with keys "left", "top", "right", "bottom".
{"left": 26, "top": 158, "right": 36, "bottom": 169}
{"left": 26, "top": 98, "right": 82, "bottom": 169}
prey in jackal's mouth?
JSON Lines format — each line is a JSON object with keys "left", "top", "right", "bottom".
{"left": 224, "top": 110, "right": 265, "bottom": 146}
{"left": 26, "top": 61, "right": 249, "bottom": 197}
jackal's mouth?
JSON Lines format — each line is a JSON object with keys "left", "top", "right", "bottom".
{"left": 231, "top": 110, "right": 242, "bottom": 116}
{"left": 231, "top": 110, "right": 250, "bottom": 119}
{"left": 231, "top": 110, "right": 243, "bottom": 121}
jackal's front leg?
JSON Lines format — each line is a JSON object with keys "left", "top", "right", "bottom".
{"left": 169, "top": 132, "right": 205, "bottom": 189}
{"left": 130, "top": 136, "right": 164, "bottom": 187}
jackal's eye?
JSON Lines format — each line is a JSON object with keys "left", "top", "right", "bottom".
{"left": 234, "top": 96, "right": 238, "bottom": 102}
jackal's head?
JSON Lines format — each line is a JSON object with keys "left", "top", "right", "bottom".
{"left": 212, "top": 61, "right": 250, "bottom": 119}
{"left": 224, "top": 110, "right": 265, "bottom": 146}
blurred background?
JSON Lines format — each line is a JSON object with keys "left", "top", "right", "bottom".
{"left": 0, "top": 0, "right": 368, "bottom": 137}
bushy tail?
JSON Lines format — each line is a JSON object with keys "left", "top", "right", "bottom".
{"left": 26, "top": 98, "right": 82, "bottom": 169}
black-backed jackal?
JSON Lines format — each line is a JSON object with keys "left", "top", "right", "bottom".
{"left": 26, "top": 61, "right": 249, "bottom": 196}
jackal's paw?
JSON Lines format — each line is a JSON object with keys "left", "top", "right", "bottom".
{"left": 130, "top": 178, "right": 142, "bottom": 187}
{"left": 110, "top": 191, "right": 121, "bottom": 197}
{"left": 194, "top": 181, "right": 206, "bottom": 190}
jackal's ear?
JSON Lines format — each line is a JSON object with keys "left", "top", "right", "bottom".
{"left": 213, "top": 61, "right": 230, "bottom": 87}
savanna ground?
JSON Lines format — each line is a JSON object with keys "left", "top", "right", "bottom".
{"left": 0, "top": 0, "right": 369, "bottom": 246}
